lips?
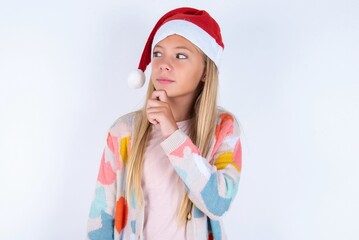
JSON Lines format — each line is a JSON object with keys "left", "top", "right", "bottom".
{"left": 157, "top": 78, "right": 174, "bottom": 84}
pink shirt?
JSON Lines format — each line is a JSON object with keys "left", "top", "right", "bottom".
{"left": 142, "top": 120, "right": 190, "bottom": 240}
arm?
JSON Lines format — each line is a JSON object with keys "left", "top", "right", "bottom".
{"left": 160, "top": 113, "right": 242, "bottom": 220}
{"left": 86, "top": 131, "right": 127, "bottom": 240}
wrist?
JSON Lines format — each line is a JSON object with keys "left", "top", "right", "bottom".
{"left": 163, "top": 125, "right": 178, "bottom": 138}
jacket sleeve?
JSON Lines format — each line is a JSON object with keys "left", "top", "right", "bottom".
{"left": 160, "top": 113, "right": 242, "bottom": 220}
{"left": 86, "top": 131, "right": 119, "bottom": 240}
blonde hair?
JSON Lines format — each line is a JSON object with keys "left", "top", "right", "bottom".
{"left": 126, "top": 55, "right": 219, "bottom": 224}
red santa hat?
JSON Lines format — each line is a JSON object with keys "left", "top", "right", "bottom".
{"left": 128, "top": 7, "right": 224, "bottom": 89}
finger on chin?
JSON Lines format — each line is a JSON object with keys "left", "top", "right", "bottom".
{"left": 152, "top": 90, "right": 168, "bottom": 102}
{"left": 146, "top": 99, "right": 159, "bottom": 108}
{"left": 147, "top": 100, "right": 166, "bottom": 109}
{"left": 148, "top": 118, "right": 159, "bottom": 125}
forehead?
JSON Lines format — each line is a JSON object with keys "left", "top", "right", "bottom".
{"left": 153, "top": 34, "right": 203, "bottom": 55}
{"left": 154, "top": 34, "right": 193, "bottom": 47}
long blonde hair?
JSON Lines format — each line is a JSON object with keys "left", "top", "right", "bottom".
{"left": 126, "top": 55, "right": 219, "bottom": 224}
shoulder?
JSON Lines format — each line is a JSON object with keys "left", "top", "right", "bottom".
{"left": 216, "top": 107, "right": 239, "bottom": 125}
{"left": 108, "top": 111, "right": 140, "bottom": 137}
{"left": 215, "top": 107, "right": 241, "bottom": 136}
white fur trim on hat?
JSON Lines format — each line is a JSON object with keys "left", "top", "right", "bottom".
{"left": 152, "top": 20, "right": 223, "bottom": 70}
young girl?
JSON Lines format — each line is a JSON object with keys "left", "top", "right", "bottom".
{"left": 86, "top": 7, "right": 242, "bottom": 240}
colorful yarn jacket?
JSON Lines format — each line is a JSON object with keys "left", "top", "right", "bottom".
{"left": 86, "top": 108, "right": 242, "bottom": 240}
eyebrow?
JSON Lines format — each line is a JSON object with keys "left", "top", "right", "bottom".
{"left": 154, "top": 44, "right": 192, "bottom": 52}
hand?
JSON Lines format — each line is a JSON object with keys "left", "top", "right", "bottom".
{"left": 146, "top": 90, "right": 178, "bottom": 138}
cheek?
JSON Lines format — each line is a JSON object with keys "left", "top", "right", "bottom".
{"left": 150, "top": 61, "right": 157, "bottom": 72}
{"left": 150, "top": 75, "right": 158, "bottom": 89}
{"left": 150, "top": 63, "right": 160, "bottom": 80}
{"left": 192, "top": 63, "right": 205, "bottom": 81}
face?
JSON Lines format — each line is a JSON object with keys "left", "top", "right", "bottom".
{"left": 150, "top": 34, "right": 205, "bottom": 101}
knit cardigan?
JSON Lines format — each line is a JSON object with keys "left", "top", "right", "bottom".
{"left": 86, "top": 108, "right": 242, "bottom": 240}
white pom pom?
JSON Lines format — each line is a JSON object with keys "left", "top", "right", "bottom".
{"left": 127, "top": 70, "right": 145, "bottom": 89}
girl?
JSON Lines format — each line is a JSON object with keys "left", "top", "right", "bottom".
{"left": 86, "top": 7, "right": 242, "bottom": 240}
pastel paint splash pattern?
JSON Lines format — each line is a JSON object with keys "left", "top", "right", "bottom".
{"left": 170, "top": 138, "right": 201, "bottom": 158}
{"left": 97, "top": 152, "right": 116, "bottom": 185}
{"left": 201, "top": 173, "right": 232, "bottom": 216}
{"left": 86, "top": 109, "right": 242, "bottom": 239}
{"left": 88, "top": 211, "right": 114, "bottom": 240}
{"left": 89, "top": 187, "right": 107, "bottom": 218}
{"left": 107, "top": 133, "right": 121, "bottom": 171}
{"left": 115, "top": 197, "right": 128, "bottom": 233}
{"left": 120, "top": 136, "right": 130, "bottom": 166}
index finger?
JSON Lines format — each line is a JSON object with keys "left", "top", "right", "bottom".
{"left": 151, "top": 90, "right": 168, "bottom": 102}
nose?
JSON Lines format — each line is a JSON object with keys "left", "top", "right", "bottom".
{"left": 159, "top": 58, "right": 171, "bottom": 71}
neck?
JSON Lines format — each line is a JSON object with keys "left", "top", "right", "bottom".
{"left": 167, "top": 95, "right": 195, "bottom": 122}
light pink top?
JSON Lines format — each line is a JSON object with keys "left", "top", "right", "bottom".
{"left": 142, "top": 120, "right": 190, "bottom": 240}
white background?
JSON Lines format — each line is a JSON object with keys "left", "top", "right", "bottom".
{"left": 1, "top": 0, "right": 358, "bottom": 239}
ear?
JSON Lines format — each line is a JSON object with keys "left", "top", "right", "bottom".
{"left": 201, "top": 75, "right": 206, "bottom": 82}
{"left": 201, "top": 69, "right": 206, "bottom": 82}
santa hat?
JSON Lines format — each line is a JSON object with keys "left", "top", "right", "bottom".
{"left": 128, "top": 7, "right": 224, "bottom": 89}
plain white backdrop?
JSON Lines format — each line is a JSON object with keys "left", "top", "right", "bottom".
{"left": 0, "top": 0, "right": 358, "bottom": 239}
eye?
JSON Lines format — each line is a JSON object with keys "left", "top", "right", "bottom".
{"left": 153, "top": 51, "right": 162, "bottom": 57}
{"left": 176, "top": 53, "right": 187, "bottom": 59}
